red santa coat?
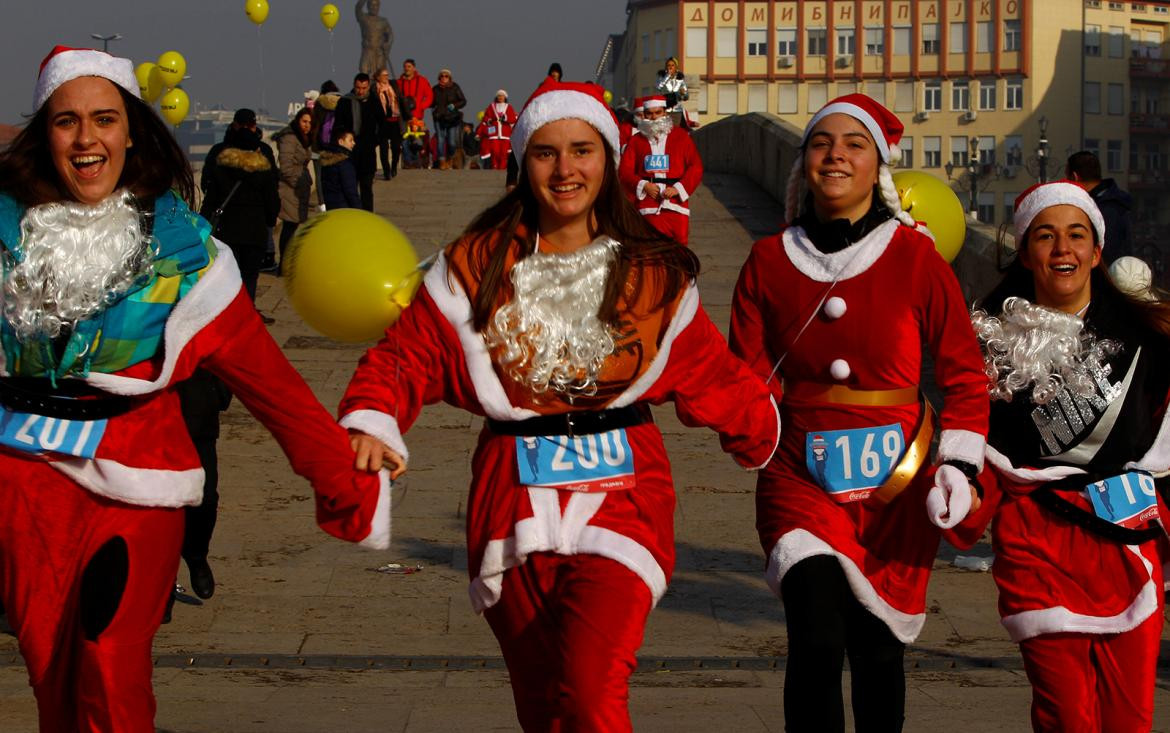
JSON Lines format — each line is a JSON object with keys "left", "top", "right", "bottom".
{"left": 619, "top": 127, "right": 702, "bottom": 219}
{"left": 729, "top": 219, "right": 989, "bottom": 642}
{"left": 479, "top": 102, "right": 517, "bottom": 141}
{"left": 340, "top": 234, "right": 779, "bottom": 612}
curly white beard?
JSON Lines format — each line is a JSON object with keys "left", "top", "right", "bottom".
{"left": 4, "top": 190, "right": 153, "bottom": 343}
{"left": 972, "top": 296, "right": 1119, "bottom": 405}
{"left": 637, "top": 115, "right": 673, "bottom": 141}
{"left": 483, "top": 237, "right": 619, "bottom": 397}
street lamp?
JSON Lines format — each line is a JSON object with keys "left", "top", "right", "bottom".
{"left": 90, "top": 33, "right": 123, "bottom": 53}
{"left": 1036, "top": 115, "right": 1050, "bottom": 183}
{"left": 945, "top": 137, "right": 984, "bottom": 218}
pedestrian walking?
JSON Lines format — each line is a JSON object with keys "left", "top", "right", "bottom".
{"left": 273, "top": 106, "right": 313, "bottom": 271}
{"left": 373, "top": 68, "right": 403, "bottom": 180}
{"left": 310, "top": 80, "right": 342, "bottom": 208}
{"left": 430, "top": 68, "right": 466, "bottom": 170}
{"left": 319, "top": 127, "right": 362, "bottom": 209}
{"left": 334, "top": 72, "right": 380, "bottom": 211}
{"left": 478, "top": 89, "right": 517, "bottom": 170}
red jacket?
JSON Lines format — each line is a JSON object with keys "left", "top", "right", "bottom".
{"left": 619, "top": 127, "right": 703, "bottom": 217}
{"left": 397, "top": 73, "right": 433, "bottom": 122}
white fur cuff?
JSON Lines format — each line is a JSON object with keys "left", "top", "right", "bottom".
{"left": 937, "top": 429, "right": 986, "bottom": 472}
{"left": 340, "top": 409, "right": 410, "bottom": 463}
{"left": 359, "top": 468, "right": 392, "bottom": 550}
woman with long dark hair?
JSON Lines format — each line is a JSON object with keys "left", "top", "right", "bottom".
{"left": 341, "top": 80, "right": 778, "bottom": 731}
{"left": 273, "top": 106, "right": 314, "bottom": 271}
{"left": 0, "top": 46, "right": 386, "bottom": 729}
{"left": 967, "top": 181, "right": 1170, "bottom": 731}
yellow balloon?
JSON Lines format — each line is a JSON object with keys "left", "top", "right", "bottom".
{"left": 245, "top": 0, "right": 269, "bottom": 25}
{"left": 893, "top": 170, "right": 967, "bottom": 263}
{"left": 134, "top": 62, "right": 165, "bottom": 104}
{"left": 320, "top": 3, "right": 340, "bottom": 30}
{"left": 159, "top": 88, "right": 190, "bottom": 126}
{"left": 155, "top": 51, "right": 186, "bottom": 91}
{"left": 285, "top": 210, "right": 420, "bottom": 342}
{"left": 603, "top": 89, "right": 614, "bottom": 105}
{"left": 476, "top": 110, "right": 485, "bottom": 122}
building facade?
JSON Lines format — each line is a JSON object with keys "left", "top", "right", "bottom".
{"left": 612, "top": 0, "right": 1170, "bottom": 264}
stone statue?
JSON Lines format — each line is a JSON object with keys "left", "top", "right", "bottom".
{"left": 356, "top": 0, "right": 393, "bottom": 77}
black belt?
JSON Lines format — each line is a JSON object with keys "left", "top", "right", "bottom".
{"left": 486, "top": 403, "right": 653, "bottom": 437}
{"left": 647, "top": 177, "right": 680, "bottom": 186}
{"left": 0, "top": 377, "right": 135, "bottom": 420}
{"left": 1031, "top": 475, "right": 1165, "bottom": 545}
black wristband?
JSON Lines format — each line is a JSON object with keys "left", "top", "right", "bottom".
{"left": 942, "top": 459, "right": 983, "bottom": 499}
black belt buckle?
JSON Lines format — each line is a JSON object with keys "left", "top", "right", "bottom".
{"left": 564, "top": 413, "right": 578, "bottom": 438}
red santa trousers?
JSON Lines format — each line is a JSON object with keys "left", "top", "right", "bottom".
{"left": 643, "top": 210, "right": 690, "bottom": 246}
{"left": 484, "top": 139, "right": 511, "bottom": 170}
{"left": 483, "top": 552, "right": 652, "bottom": 733}
{"left": 0, "top": 456, "right": 183, "bottom": 733}
{"left": 1018, "top": 608, "right": 1162, "bottom": 732}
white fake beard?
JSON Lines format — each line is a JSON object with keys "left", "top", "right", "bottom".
{"left": 483, "top": 238, "right": 619, "bottom": 397}
{"left": 4, "top": 190, "right": 153, "bottom": 342}
{"left": 637, "top": 115, "right": 673, "bottom": 140}
{"left": 972, "top": 296, "right": 1119, "bottom": 405}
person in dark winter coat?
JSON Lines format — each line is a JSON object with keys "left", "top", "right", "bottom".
{"left": 319, "top": 127, "right": 362, "bottom": 210}
{"left": 199, "top": 110, "right": 279, "bottom": 303}
{"left": 333, "top": 73, "right": 381, "bottom": 211}
{"left": 1067, "top": 150, "right": 1134, "bottom": 263}
{"left": 430, "top": 69, "right": 466, "bottom": 169}
{"left": 310, "top": 80, "right": 342, "bottom": 207}
{"left": 273, "top": 107, "right": 313, "bottom": 269}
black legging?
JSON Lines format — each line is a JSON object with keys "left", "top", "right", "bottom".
{"left": 780, "top": 555, "right": 906, "bottom": 733}
{"left": 379, "top": 122, "right": 403, "bottom": 179}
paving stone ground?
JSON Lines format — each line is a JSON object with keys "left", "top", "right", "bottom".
{"left": 1, "top": 169, "right": 1168, "bottom": 732}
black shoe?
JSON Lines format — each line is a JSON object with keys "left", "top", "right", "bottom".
{"left": 188, "top": 558, "right": 216, "bottom": 599}
{"left": 259, "top": 313, "right": 276, "bottom": 325}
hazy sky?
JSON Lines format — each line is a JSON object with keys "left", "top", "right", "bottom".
{"left": 2, "top": 0, "right": 629, "bottom": 124}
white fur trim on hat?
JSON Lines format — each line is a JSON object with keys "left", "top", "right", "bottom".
{"left": 496, "top": 89, "right": 508, "bottom": 99}
{"left": 35, "top": 49, "right": 139, "bottom": 111}
{"left": 1013, "top": 182, "right": 1106, "bottom": 248}
{"left": 643, "top": 96, "right": 668, "bottom": 110}
{"left": 804, "top": 101, "right": 891, "bottom": 162}
{"left": 511, "top": 89, "right": 621, "bottom": 163}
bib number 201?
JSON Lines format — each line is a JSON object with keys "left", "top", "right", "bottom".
{"left": 0, "top": 411, "right": 108, "bottom": 459}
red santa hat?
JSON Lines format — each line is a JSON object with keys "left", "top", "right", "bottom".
{"left": 632, "top": 96, "right": 646, "bottom": 113}
{"left": 510, "top": 79, "right": 620, "bottom": 163}
{"left": 1012, "top": 181, "right": 1106, "bottom": 247}
{"left": 34, "top": 45, "right": 139, "bottom": 112}
{"left": 642, "top": 96, "right": 668, "bottom": 111}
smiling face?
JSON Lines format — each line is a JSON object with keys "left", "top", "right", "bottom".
{"left": 525, "top": 119, "right": 606, "bottom": 241}
{"left": 46, "top": 76, "right": 132, "bottom": 206}
{"left": 1020, "top": 204, "right": 1101, "bottom": 313}
{"left": 803, "top": 113, "right": 880, "bottom": 223}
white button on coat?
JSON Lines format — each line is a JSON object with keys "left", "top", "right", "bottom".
{"left": 829, "top": 359, "right": 851, "bottom": 381}
{"left": 823, "top": 296, "right": 847, "bottom": 320}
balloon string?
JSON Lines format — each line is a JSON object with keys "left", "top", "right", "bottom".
{"left": 257, "top": 25, "right": 267, "bottom": 113}
{"left": 330, "top": 30, "right": 336, "bottom": 75}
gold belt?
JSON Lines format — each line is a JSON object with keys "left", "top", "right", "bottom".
{"left": 782, "top": 380, "right": 919, "bottom": 407}
{"left": 870, "top": 399, "right": 936, "bottom": 505}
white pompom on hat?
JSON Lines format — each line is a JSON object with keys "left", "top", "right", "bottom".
{"left": 510, "top": 79, "right": 621, "bottom": 164}
{"left": 1012, "top": 181, "right": 1106, "bottom": 247}
{"left": 34, "top": 45, "right": 140, "bottom": 112}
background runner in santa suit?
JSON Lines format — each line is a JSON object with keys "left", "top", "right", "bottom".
{"left": 0, "top": 46, "right": 388, "bottom": 732}
{"left": 964, "top": 182, "right": 1170, "bottom": 732}
{"left": 344, "top": 79, "right": 779, "bottom": 732}
{"left": 476, "top": 89, "right": 517, "bottom": 171}
{"left": 728, "top": 94, "right": 989, "bottom": 732}
{"left": 618, "top": 95, "right": 702, "bottom": 246}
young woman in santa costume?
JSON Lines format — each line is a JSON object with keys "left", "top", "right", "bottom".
{"left": 728, "top": 94, "right": 989, "bottom": 731}
{"left": 963, "top": 181, "right": 1170, "bottom": 731}
{"left": 476, "top": 89, "right": 517, "bottom": 171}
{"left": 343, "top": 79, "right": 779, "bottom": 732}
{"left": 0, "top": 47, "right": 388, "bottom": 731}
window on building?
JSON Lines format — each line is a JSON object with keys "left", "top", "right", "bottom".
{"left": 894, "top": 26, "right": 912, "bottom": 55}
{"left": 894, "top": 81, "right": 914, "bottom": 112}
{"left": 950, "top": 23, "right": 968, "bottom": 54}
{"left": 717, "top": 84, "right": 738, "bottom": 114}
{"left": 837, "top": 82, "right": 857, "bottom": 96}
{"left": 808, "top": 83, "right": 828, "bottom": 112}
{"left": 1109, "top": 26, "right": 1126, "bottom": 57}
{"left": 1085, "top": 81, "right": 1101, "bottom": 114}
{"left": 1002, "top": 192, "right": 1018, "bottom": 225}
{"left": 666, "top": 29, "right": 676, "bottom": 58}
{"left": 1006, "top": 78, "right": 1023, "bottom": 109}
{"left": 922, "top": 24, "right": 940, "bottom": 54}
{"left": 1004, "top": 20, "right": 1021, "bottom": 51}
{"left": 865, "top": 27, "right": 884, "bottom": 55}
{"left": 747, "top": 84, "right": 767, "bottom": 112}
{"left": 1144, "top": 30, "right": 1162, "bottom": 58}
{"left": 716, "top": 27, "right": 737, "bottom": 58}
{"left": 1144, "top": 142, "right": 1161, "bottom": 171}
{"left": 654, "top": 30, "right": 663, "bottom": 60}
{"left": 1108, "top": 83, "right": 1124, "bottom": 114}
{"left": 1107, "top": 140, "right": 1123, "bottom": 170}
{"left": 777, "top": 83, "right": 798, "bottom": 114}
{"left": 685, "top": 27, "right": 707, "bottom": 57}
{"left": 1004, "top": 135, "right": 1023, "bottom": 165}
{"left": 976, "top": 22, "right": 993, "bottom": 53}
{"left": 776, "top": 28, "right": 797, "bottom": 56}
{"left": 1108, "top": 2, "right": 1124, "bottom": 8}
{"left": 746, "top": 28, "right": 767, "bottom": 56}
{"left": 952, "top": 80, "right": 970, "bottom": 110}
{"left": 951, "top": 136, "right": 971, "bottom": 166}
{"left": 1083, "top": 138, "right": 1101, "bottom": 161}
{"left": 1133, "top": 3, "right": 1148, "bottom": 12}
{"left": 923, "top": 136, "right": 942, "bottom": 167}
{"left": 837, "top": 28, "right": 856, "bottom": 56}
{"left": 979, "top": 79, "right": 997, "bottom": 110}
{"left": 1147, "top": 91, "right": 1160, "bottom": 113}
{"left": 642, "top": 34, "right": 650, "bottom": 62}
{"left": 924, "top": 80, "right": 942, "bottom": 112}
{"left": 1086, "top": 24, "right": 1101, "bottom": 55}
{"left": 900, "top": 136, "right": 914, "bottom": 168}
{"left": 978, "top": 136, "right": 996, "bottom": 165}
{"left": 808, "top": 28, "right": 827, "bottom": 56}
{"left": 866, "top": 82, "right": 887, "bottom": 107}
{"left": 977, "top": 192, "right": 995, "bottom": 224}
{"left": 1157, "top": 4, "right": 1170, "bottom": 13}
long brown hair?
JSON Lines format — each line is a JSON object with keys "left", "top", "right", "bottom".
{"left": 461, "top": 137, "right": 700, "bottom": 332}
{"left": 0, "top": 84, "right": 195, "bottom": 208}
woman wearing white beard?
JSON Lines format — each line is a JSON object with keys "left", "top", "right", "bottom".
{"left": 0, "top": 46, "right": 386, "bottom": 729}
{"left": 343, "top": 79, "right": 779, "bottom": 732}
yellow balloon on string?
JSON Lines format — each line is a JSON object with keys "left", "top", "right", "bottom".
{"left": 893, "top": 171, "right": 967, "bottom": 263}
{"left": 159, "top": 88, "right": 190, "bottom": 127}
{"left": 603, "top": 89, "right": 614, "bottom": 105}
{"left": 245, "top": 0, "right": 269, "bottom": 25}
{"left": 134, "top": 63, "right": 165, "bottom": 103}
{"left": 155, "top": 51, "right": 186, "bottom": 91}
{"left": 320, "top": 4, "right": 340, "bottom": 30}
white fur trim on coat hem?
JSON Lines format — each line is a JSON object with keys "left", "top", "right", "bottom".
{"left": 765, "top": 528, "right": 926, "bottom": 643}
{"left": 50, "top": 458, "right": 204, "bottom": 507}
{"left": 938, "top": 429, "right": 986, "bottom": 472}
{"left": 985, "top": 445, "right": 1089, "bottom": 484}
{"left": 358, "top": 469, "right": 392, "bottom": 550}
{"left": 783, "top": 219, "right": 900, "bottom": 283}
{"left": 339, "top": 409, "right": 410, "bottom": 463}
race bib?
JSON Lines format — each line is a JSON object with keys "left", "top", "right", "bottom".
{"left": 644, "top": 154, "right": 670, "bottom": 173}
{"left": 515, "top": 428, "right": 636, "bottom": 493}
{"left": 0, "top": 409, "right": 107, "bottom": 459}
{"left": 487, "top": 125, "right": 497, "bottom": 135}
{"left": 1086, "top": 472, "right": 1159, "bottom": 528}
{"left": 806, "top": 424, "right": 905, "bottom": 503}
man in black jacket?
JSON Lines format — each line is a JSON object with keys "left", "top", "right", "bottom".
{"left": 1066, "top": 151, "right": 1134, "bottom": 263}
{"left": 334, "top": 72, "right": 381, "bottom": 210}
